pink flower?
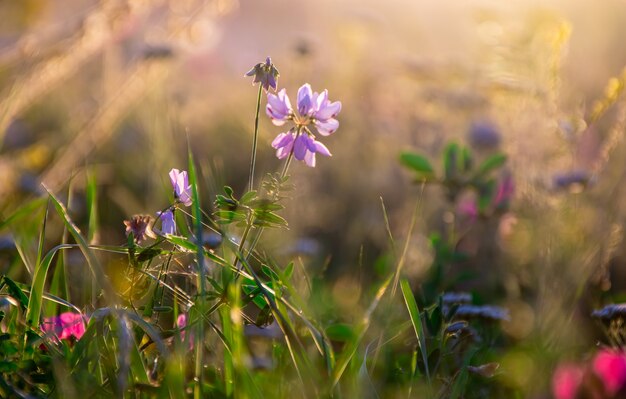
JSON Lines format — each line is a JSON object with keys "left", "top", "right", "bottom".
{"left": 177, "top": 313, "right": 194, "bottom": 350}
{"left": 41, "top": 312, "right": 86, "bottom": 342}
{"left": 593, "top": 349, "right": 626, "bottom": 396}
{"left": 552, "top": 363, "right": 584, "bottom": 399}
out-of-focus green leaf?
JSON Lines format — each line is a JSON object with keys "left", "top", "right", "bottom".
{"left": 400, "top": 152, "right": 435, "bottom": 177}
{"left": 475, "top": 153, "right": 507, "bottom": 179}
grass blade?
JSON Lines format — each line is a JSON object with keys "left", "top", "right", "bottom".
{"left": 400, "top": 278, "right": 430, "bottom": 385}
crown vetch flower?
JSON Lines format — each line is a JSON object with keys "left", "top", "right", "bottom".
{"left": 169, "top": 169, "right": 192, "bottom": 206}
{"left": 266, "top": 83, "right": 342, "bottom": 136}
{"left": 41, "top": 312, "right": 86, "bottom": 342}
{"left": 157, "top": 209, "right": 176, "bottom": 235}
{"left": 245, "top": 57, "right": 279, "bottom": 92}
{"left": 124, "top": 215, "right": 156, "bottom": 243}
{"left": 267, "top": 83, "right": 341, "bottom": 167}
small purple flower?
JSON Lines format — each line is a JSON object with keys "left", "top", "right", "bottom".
{"left": 245, "top": 57, "right": 279, "bottom": 92}
{"left": 266, "top": 83, "right": 341, "bottom": 167}
{"left": 169, "top": 169, "right": 192, "bottom": 206}
{"left": 157, "top": 209, "right": 176, "bottom": 235}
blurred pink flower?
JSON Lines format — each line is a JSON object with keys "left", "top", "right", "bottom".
{"left": 41, "top": 312, "right": 86, "bottom": 342}
{"left": 593, "top": 349, "right": 626, "bottom": 396}
{"left": 552, "top": 363, "right": 584, "bottom": 399}
{"left": 177, "top": 313, "right": 194, "bottom": 350}
{"left": 494, "top": 174, "right": 514, "bottom": 208}
{"left": 457, "top": 199, "right": 478, "bottom": 222}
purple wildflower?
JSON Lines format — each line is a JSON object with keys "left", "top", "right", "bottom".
{"left": 157, "top": 209, "right": 176, "bottom": 235}
{"left": 245, "top": 57, "right": 279, "bottom": 92}
{"left": 169, "top": 169, "right": 192, "bottom": 206}
{"left": 41, "top": 312, "right": 86, "bottom": 342}
{"left": 266, "top": 83, "right": 341, "bottom": 167}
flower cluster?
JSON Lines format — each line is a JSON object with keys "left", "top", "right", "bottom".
{"left": 552, "top": 349, "right": 626, "bottom": 399}
{"left": 267, "top": 83, "right": 341, "bottom": 167}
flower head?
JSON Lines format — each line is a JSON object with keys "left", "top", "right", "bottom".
{"left": 124, "top": 215, "right": 156, "bottom": 243}
{"left": 266, "top": 83, "right": 341, "bottom": 136}
{"left": 245, "top": 57, "right": 279, "bottom": 92}
{"left": 157, "top": 209, "right": 176, "bottom": 236}
{"left": 267, "top": 83, "right": 341, "bottom": 167}
{"left": 41, "top": 312, "right": 86, "bottom": 342}
{"left": 169, "top": 169, "right": 192, "bottom": 206}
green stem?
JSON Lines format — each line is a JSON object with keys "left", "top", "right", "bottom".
{"left": 248, "top": 84, "right": 264, "bottom": 192}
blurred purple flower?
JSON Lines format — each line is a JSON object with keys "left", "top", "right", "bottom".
{"left": 245, "top": 57, "right": 279, "bottom": 92}
{"left": 41, "top": 312, "right": 86, "bottom": 342}
{"left": 124, "top": 215, "right": 156, "bottom": 243}
{"left": 468, "top": 121, "right": 501, "bottom": 149}
{"left": 553, "top": 170, "right": 590, "bottom": 191}
{"left": 267, "top": 83, "right": 341, "bottom": 167}
{"left": 552, "top": 363, "right": 584, "bottom": 399}
{"left": 157, "top": 209, "right": 176, "bottom": 235}
{"left": 169, "top": 169, "right": 192, "bottom": 206}
{"left": 593, "top": 349, "right": 626, "bottom": 396}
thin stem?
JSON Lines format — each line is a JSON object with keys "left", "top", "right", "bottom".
{"left": 248, "top": 84, "right": 264, "bottom": 192}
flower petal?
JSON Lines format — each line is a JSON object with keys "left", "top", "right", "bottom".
{"left": 293, "top": 134, "right": 308, "bottom": 160}
{"left": 304, "top": 150, "right": 316, "bottom": 167}
{"left": 271, "top": 132, "right": 294, "bottom": 149}
{"left": 297, "top": 83, "right": 314, "bottom": 116}
{"left": 315, "top": 100, "right": 342, "bottom": 121}
{"left": 314, "top": 118, "right": 339, "bottom": 136}
{"left": 313, "top": 140, "right": 332, "bottom": 157}
{"left": 276, "top": 141, "right": 293, "bottom": 159}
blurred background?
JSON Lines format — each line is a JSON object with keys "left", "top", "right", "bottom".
{"left": 2, "top": 0, "right": 626, "bottom": 395}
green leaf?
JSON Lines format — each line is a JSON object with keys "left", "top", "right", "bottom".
{"left": 223, "top": 186, "right": 234, "bottom": 198}
{"left": 136, "top": 247, "right": 163, "bottom": 263}
{"left": 400, "top": 278, "right": 431, "bottom": 384}
{"left": 475, "top": 153, "right": 507, "bottom": 178}
{"left": 400, "top": 152, "right": 434, "bottom": 176}
{"left": 2, "top": 276, "right": 29, "bottom": 310}
{"left": 240, "top": 190, "right": 258, "bottom": 205}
